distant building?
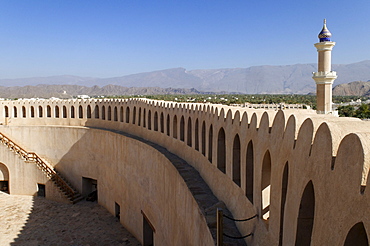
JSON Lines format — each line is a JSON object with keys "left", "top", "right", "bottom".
{"left": 77, "top": 95, "right": 90, "bottom": 99}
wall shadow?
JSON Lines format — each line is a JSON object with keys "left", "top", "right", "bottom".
{"left": 51, "top": 125, "right": 246, "bottom": 245}
{"left": 4, "top": 193, "right": 140, "bottom": 245}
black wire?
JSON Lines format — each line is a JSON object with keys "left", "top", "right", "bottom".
{"left": 223, "top": 214, "right": 257, "bottom": 222}
{"left": 223, "top": 233, "right": 253, "bottom": 239}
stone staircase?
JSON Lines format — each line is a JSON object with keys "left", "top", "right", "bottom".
{"left": 0, "top": 132, "right": 83, "bottom": 204}
{"left": 53, "top": 170, "right": 85, "bottom": 204}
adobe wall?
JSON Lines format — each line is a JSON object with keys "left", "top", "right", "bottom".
{"left": 0, "top": 125, "right": 214, "bottom": 246}
{"left": 0, "top": 98, "right": 369, "bottom": 245}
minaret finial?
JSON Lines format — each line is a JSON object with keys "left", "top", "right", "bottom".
{"left": 318, "top": 19, "right": 332, "bottom": 42}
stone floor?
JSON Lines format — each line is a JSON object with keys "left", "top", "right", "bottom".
{"left": 0, "top": 192, "right": 141, "bottom": 246}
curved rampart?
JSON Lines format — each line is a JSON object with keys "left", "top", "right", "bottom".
{"left": 0, "top": 98, "right": 369, "bottom": 245}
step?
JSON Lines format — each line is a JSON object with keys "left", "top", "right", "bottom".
{"left": 72, "top": 194, "right": 85, "bottom": 204}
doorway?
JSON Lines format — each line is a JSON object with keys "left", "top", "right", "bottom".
{"left": 0, "top": 163, "right": 10, "bottom": 194}
{"left": 37, "top": 183, "right": 46, "bottom": 197}
{"left": 82, "top": 177, "right": 98, "bottom": 202}
{"left": 0, "top": 181, "right": 9, "bottom": 193}
{"left": 115, "top": 202, "right": 120, "bottom": 219}
{"left": 142, "top": 212, "right": 155, "bottom": 246}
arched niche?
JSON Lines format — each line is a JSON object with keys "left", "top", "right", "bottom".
{"left": 344, "top": 222, "right": 369, "bottom": 246}
{"left": 0, "top": 163, "right": 9, "bottom": 193}
{"left": 295, "top": 180, "right": 315, "bottom": 246}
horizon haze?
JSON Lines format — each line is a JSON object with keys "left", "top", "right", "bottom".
{"left": 0, "top": 60, "right": 369, "bottom": 95}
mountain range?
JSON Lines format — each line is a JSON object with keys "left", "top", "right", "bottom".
{"left": 333, "top": 81, "right": 370, "bottom": 96}
{"left": 0, "top": 60, "right": 369, "bottom": 98}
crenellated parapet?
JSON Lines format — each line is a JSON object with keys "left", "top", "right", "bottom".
{"left": 0, "top": 98, "right": 369, "bottom": 245}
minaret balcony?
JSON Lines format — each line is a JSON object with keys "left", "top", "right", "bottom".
{"left": 312, "top": 71, "right": 337, "bottom": 78}
{"left": 312, "top": 71, "right": 337, "bottom": 84}
{"left": 314, "top": 41, "right": 336, "bottom": 51}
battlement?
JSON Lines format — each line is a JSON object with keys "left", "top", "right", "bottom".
{"left": 0, "top": 98, "right": 369, "bottom": 245}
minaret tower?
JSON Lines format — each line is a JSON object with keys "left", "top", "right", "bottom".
{"left": 313, "top": 19, "right": 337, "bottom": 114}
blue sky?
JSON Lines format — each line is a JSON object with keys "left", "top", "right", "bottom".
{"left": 0, "top": 0, "right": 369, "bottom": 79}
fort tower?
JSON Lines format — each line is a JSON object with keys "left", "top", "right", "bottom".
{"left": 313, "top": 19, "right": 337, "bottom": 114}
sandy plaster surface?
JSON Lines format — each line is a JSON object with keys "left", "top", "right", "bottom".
{"left": 0, "top": 192, "right": 140, "bottom": 246}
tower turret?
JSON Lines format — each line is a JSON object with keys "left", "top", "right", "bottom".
{"left": 313, "top": 19, "right": 337, "bottom": 114}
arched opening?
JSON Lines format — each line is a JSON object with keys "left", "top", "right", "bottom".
{"left": 38, "top": 106, "right": 43, "bottom": 117}
{"left": 180, "top": 116, "right": 185, "bottom": 141}
{"left": 202, "top": 121, "right": 206, "bottom": 156}
{"left": 30, "top": 106, "right": 35, "bottom": 118}
{"left": 133, "top": 107, "right": 136, "bottom": 124}
{"left": 261, "top": 150, "right": 271, "bottom": 227}
{"left": 160, "top": 112, "right": 164, "bottom": 133}
{"left": 138, "top": 108, "right": 142, "bottom": 126}
{"left": 63, "top": 106, "right": 67, "bottom": 118}
{"left": 71, "top": 106, "right": 75, "bottom": 118}
{"left": 87, "top": 105, "right": 91, "bottom": 119}
{"left": 154, "top": 112, "right": 158, "bottom": 131}
{"left": 295, "top": 180, "right": 315, "bottom": 246}
{"left": 0, "top": 163, "right": 10, "bottom": 194}
{"left": 148, "top": 110, "right": 152, "bottom": 130}
{"left": 279, "top": 162, "right": 289, "bottom": 246}
{"left": 232, "top": 134, "right": 241, "bottom": 186}
{"left": 94, "top": 105, "right": 99, "bottom": 119}
{"left": 187, "top": 117, "right": 192, "bottom": 146}
{"left": 101, "top": 106, "right": 105, "bottom": 120}
{"left": 22, "top": 106, "right": 26, "bottom": 118}
{"left": 13, "top": 107, "right": 17, "bottom": 118}
{"left": 79, "top": 105, "right": 83, "bottom": 119}
{"left": 120, "top": 107, "right": 124, "bottom": 122}
{"left": 166, "top": 114, "right": 170, "bottom": 136}
{"left": 344, "top": 222, "right": 369, "bottom": 246}
{"left": 126, "top": 107, "right": 130, "bottom": 123}
{"left": 195, "top": 119, "right": 199, "bottom": 150}
{"left": 55, "top": 106, "right": 60, "bottom": 118}
{"left": 217, "top": 128, "right": 226, "bottom": 173}
{"left": 246, "top": 140, "right": 254, "bottom": 203}
{"left": 114, "top": 107, "right": 118, "bottom": 121}
{"left": 4, "top": 106, "right": 9, "bottom": 118}
{"left": 173, "top": 115, "right": 177, "bottom": 139}
{"left": 108, "top": 106, "right": 112, "bottom": 121}
{"left": 143, "top": 109, "right": 146, "bottom": 127}
{"left": 208, "top": 125, "right": 213, "bottom": 163}
{"left": 47, "top": 106, "right": 51, "bottom": 117}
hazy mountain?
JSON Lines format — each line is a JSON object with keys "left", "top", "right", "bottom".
{"left": 0, "top": 75, "right": 98, "bottom": 87}
{"left": 0, "top": 85, "right": 203, "bottom": 99}
{"left": 1, "top": 60, "right": 370, "bottom": 95}
{"left": 95, "top": 68, "right": 203, "bottom": 89}
{"left": 333, "top": 81, "right": 370, "bottom": 96}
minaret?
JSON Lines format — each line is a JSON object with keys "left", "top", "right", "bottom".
{"left": 312, "top": 19, "right": 337, "bottom": 114}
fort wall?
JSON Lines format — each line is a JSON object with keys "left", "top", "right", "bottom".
{"left": 0, "top": 98, "right": 369, "bottom": 245}
{"left": 0, "top": 125, "right": 214, "bottom": 246}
